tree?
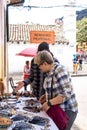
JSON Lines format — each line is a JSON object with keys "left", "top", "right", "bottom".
{"left": 76, "top": 18, "right": 87, "bottom": 42}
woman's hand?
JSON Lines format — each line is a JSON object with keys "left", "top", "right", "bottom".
{"left": 39, "top": 94, "right": 46, "bottom": 104}
{"left": 42, "top": 102, "right": 50, "bottom": 112}
{"left": 14, "top": 81, "right": 24, "bottom": 92}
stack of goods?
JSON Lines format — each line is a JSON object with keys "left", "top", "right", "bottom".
{"left": 23, "top": 99, "right": 42, "bottom": 113}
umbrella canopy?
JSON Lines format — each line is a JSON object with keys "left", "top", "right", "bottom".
{"left": 16, "top": 47, "right": 37, "bottom": 57}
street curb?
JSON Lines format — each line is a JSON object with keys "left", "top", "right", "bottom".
{"left": 71, "top": 74, "right": 87, "bottom": 77}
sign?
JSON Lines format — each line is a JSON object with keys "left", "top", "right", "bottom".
{"left": 9, "top": 0, "right": 24, "bottom": 6}
{"left": 30, "top": 31, "right": 55, "bottom": 44}
{"left": 10, "top": 0, "right": 23, "bottom": 3}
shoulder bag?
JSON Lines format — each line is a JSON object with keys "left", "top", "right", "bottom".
{"left": 46, "top": 74, "right": 69, "bottom": 130}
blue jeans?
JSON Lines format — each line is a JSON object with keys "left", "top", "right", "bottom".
{"left": 65, "top": 110, "right": 78, "bottom": 130}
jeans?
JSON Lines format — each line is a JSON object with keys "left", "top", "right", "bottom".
{"left": 65, "top": 110, "right": 78, "bottom": 130}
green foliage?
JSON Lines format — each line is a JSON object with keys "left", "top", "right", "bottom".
{"left": 76, "top": 18, "right": 87, "bottom": 42}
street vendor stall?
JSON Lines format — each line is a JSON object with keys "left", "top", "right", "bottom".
{"left": 0, "top": 95, "right": 58, "bottom": 130}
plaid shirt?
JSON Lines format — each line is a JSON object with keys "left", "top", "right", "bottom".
{"left": 23, "top": 59, "right": 45, "bottom": 99}
{"left": 23, "top": 58, "right": 59, "bottom": 99}
{"left": 44, "top": 62, "right": 78, "bottom": 112}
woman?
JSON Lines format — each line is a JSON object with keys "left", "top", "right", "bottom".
{"left": 23, "top": 60, "right": 30, "bottom": 91}
{"left": 34, "top": 50, "right": 78, "bottom": 130}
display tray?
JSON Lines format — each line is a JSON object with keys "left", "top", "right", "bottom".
{"left": 0, "top": 111, "right": 12, "bottom": 117}
{"left": 11, "top": 114, "right": 49, "bottom": 126}
{"left": 0, "top": 117, "right": 12, "bottom": 128}
{"left": 23, "top": 106, "right": 41, "bottom": 113}
{"left": 8, "top": 121, "right": 34, "bottom": 130}
{"left": 25, "top": 99, "right": 41, "bottom": 107}
{"left": 29, "top": 116, "right": 49, "bottom": 126}
{"left": 6, "top": 98, "right": 18, "bottom": 104}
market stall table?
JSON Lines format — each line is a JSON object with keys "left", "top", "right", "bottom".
{"left": 0, "top": 96, "right": 59, "bottom": 130}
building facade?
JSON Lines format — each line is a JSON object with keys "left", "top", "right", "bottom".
{"left": 9, "top": 24, "right": 68, "bottom": 44}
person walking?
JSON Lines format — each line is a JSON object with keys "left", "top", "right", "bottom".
{"left": 34, "top": 50, "right": 78, "bottom": 130}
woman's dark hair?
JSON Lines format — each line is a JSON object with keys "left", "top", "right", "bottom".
{"left": 26, "top": 61, "right": 29, "bottom": 65}
{"left": 37, "top": 42, "right": 50, "bottom": 52}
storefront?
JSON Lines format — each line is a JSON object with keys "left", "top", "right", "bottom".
{"left": 0, "top": 0, "right": 25, "bottom": 92}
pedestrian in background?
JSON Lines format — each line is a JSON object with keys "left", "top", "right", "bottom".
{"left": 78, "top": 56, "right": 83, "bottom": 70}
{"left": 72, "top": 55, "right": 78, "bottom": 74}
{"left": 23, "top": 60, "right": 30, "bottom": 91}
